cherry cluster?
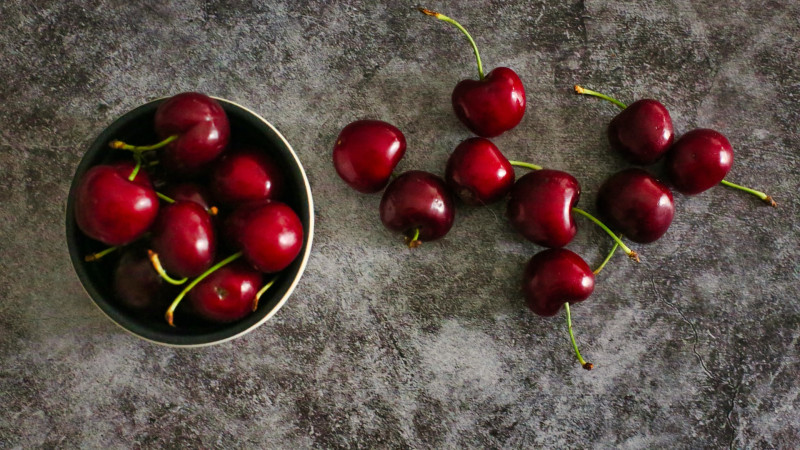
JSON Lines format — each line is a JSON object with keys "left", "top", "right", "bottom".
{"left": 73, "top": 93, "right": 305, "bottom": 327}
{"left": 332, "top": 9, "right": 775, "bottom": 370}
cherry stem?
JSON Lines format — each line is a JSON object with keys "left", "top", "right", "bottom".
{"left": 508, "top": 160, "right": 543, "bottom": 171}
{"left": 156, "top": 192, "right": 175, "bottom": 204}
{"left": 571, "top": 207, "right": 639, "bottom": 262}
{"left": 574, "top": 85, "right": 628, "bottom": 110}
{"left": 109, "top": 134, "right": 178, "bottom": 152}
{"left": 565, "top": 302, "right": 593, "bottom": 370}
{"left": 593, "top": 236, "right": 620, "bottom": 275}
{"left": 405, "top": 228, "right": 422, "bottom": 248}
{"left": 720, "top": 179, "right": 777, "bottom": 207}
{"left": 147, "top": 250, "right": 188, "bottom": 286}
{"left": 253, "top": 277, "right": 277, "bottom": 312}
{"left": 84, "top": 246, "right": 118, "bottom": 262}
{"left": 165, "top": 252, "right": 242, "bottom": 327}
{"left": 418, "top": 7, "right": 484, "bottom": 80}
{"left": 128, "top": 152, "right": 143, "bottom": 182}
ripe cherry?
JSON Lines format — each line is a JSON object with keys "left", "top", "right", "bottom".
{"left": 239, "top": 202, "right": 304, "bottom": 273}
{"left": 188, "top": 261, "right": 263, "bottom": 323}
{"left": 665, "top": 128, "right": 733, "bottom": 195}
{"left": 73, "top": 161, "right": 159, "bottom": 246}
{"left": 507, "top": 170, "right": 580, "bottom": 248}
{"left": 597, "top": 168, "right": 675, "bottom": 244}
{"left": 380, "top": 170, "right": 455, "bottom": 247}
{"left": 333, "top": 120, "right": 406, "bottom": 193}
{"left": 150, "top": 201, "right": 216, "bottom": 278}
{"left": 113, "top": 248, "right": 165, "bottom": 314}
{"left": 211, "top": 147, "right": 283, "bottom": 205}
{"left": 420, "top": 8, "right": 525, "bottom": 137}
{"left": 445, "top": 137, "right": 515, "bottom": 205}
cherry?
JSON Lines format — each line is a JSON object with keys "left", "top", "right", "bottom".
{"left": 113, "top": 248, "right": 165, "bottom": 314}
{"left": 420, "top": 8, "right": 525, "bottom": 137}
{"left": 445, "top": 137, "right": 515, "bottom": 205}
{"left": 150, "top": 201, "right": 216, "bottom": 278}
{"left": 379, "top": 170, "right": 455, "bottom": 247}
{"left": 211, "top": 147, "right": 283, "bottom": 205}
{"left": 110, "top": 92, "right": 230, "bottom": 176}
{"left": 188, "top": 261, "right": 263, "bottom": 323}
{"left": 74, "top": 161, "right": 159, "bottom": 246}
{"left": 597, "top": 168, "right": 675, "bottom": 244}
{"left": 575, "top": 86, "right": 673, "bottom": 165}
{"left": 664, "top": 128, "right": 733, "bottom": 195}
{"left": 507, "top": 170, "right": 580, "bottom": 248}
{"left": 332, "top": 120, "right": 406, "bottom": 193}
{"left": 239, "top": 202, "right": 304, "bottom": 273}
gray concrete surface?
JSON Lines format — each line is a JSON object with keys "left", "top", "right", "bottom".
{"left": 1, "top": 0, "right": 799, "bottom": 447}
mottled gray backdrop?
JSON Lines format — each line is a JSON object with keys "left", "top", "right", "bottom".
{"left": 1, "top": 0, "right": 799, "bottom": 448}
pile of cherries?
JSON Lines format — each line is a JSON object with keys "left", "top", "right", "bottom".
{"left": 332, "top": 8, "right": 775, "bottom": 370}
{"left": 74, "top": 92, "right": 305, "bottom": 327}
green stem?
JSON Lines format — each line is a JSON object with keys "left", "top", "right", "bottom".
{"left": 571, "top": 207, "right": 639, "bottom": 262}
{"left": 720, "top": 179, "right": 777, "bottom": 207}
{"left": 148, "top": 250, "right": 188, "bottom": 286}
{"left": 110, "top": 134, "right": 178, "bottom": 152}
{"left": 419, "top": 7, "right": 484, "bottom": 80}
{"left": 165, "top": 252, "right": 242, "bottom": 326}
{"left": 574, "top": 85, "right": 628, "bottom": 110}
{"left": 84, "top": 246, "right": 118, "bottom": 262}
{"left": 508, "top": 161, "right": 543, "bottom": 171}
{"left": 253, "top": 277, "right": 278, "bottom": 311}
{"left": 156, "top": 192, "right": 175, "bottom": 204}
{"left": 405, "top": 228, "right": 422, "bottom": 248}
{"left": 593, "top": 237, "right": 620, "bottom": 275}
{"left": 565, "top": 302, "right": 593, "bottom": 370}
{"left": 128, "top": 152, "right": 143, "bottom": 181}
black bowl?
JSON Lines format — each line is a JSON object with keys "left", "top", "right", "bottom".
{"left": 66, "top": 97, "right": 314, "bottom": 346}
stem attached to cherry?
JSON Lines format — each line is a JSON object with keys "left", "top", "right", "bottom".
{"left": 110, "top": 135, "right": 178, "bottom": 152}
{"left": 165, "top": 252, "right": 242, "bottom": 327}
{"left": 128, "top": 152, "right": 143, "bottom": 182}
{"left": 572, "top": 208, "right": 639, "bottom": 262}
{"left": 405, "top": 228, "right": 422, "bottom": 249}
{"left": 147, "top": 250, "right": 187, "bottom": 286}
{"left": 574, "top": 85, "right": 627, "bottom": 110}
{"left": 418, "top": 7, "right": 484, "bottom": 80}
{"left": 565, "top": 302, "right": 593, "bottom": 370}
{"left": 156, "top": 192, "right": 175, "bottom": 204}
{"left": 508, "top": 160, "right": 543, "bottom": 171}
{"left": 593, "top": 237, "right": 620, "bottom": 275}
{"left": 720, "top": 179, "right": 777, "bottom": 207}
{"left": 253, "top": 277, "right": 278, "bottom": 311}
{"left": 84, "top": 246, "right": 118, "bottom": 262}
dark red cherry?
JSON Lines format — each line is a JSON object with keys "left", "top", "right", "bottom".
{"left": 507, "top": 170, "right": 580, "bottom": 248}
{"left": 239, "top": 202, "right": 304, "bottom": 273}
{"left": 73, "top": 161, "right": 159, "bottom": 246}
{"left": 211, "top": 148, "right": 283, "bottom": 205}
{"left": 597, "top": 168, "right": 674, "bottom": 244}
{"left": 154, "top": 92, "right": 230, "bottom": 175}
{"left": 113, "top": 248, "right": 164, "bottom": 313}
{"left": 163, "top": 182, "right": 213, "bottom": 211}
{"left": 380, "top": 170, "right": 455, "bottom": 246}
{"left": 445, "top": 137, "right": 514, "bottom": 205}
{"left": 452, "top": 67, "right": 526, "bottom": 138}
{"left": 607, "top": 99, "right": 674, "bottom": 165}
{"left": 523, "top": 248, "right": 595, "bottom": 317}
{"left": 150, "top": 201, "right": 216, "bottom": 278}
{"left": 332, "top": 120, "right": 406, "bottom": 193}
{"left": 188, "top": 261, "right": 263, "bottom": 323}
{"left": 665, "top": 128, "right": 734, "bottom": 195}
{"left": 222, "top": 199, "right": 272, "bottom": 250}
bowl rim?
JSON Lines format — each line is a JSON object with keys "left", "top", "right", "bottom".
{"left": 66, "top": 96, "right": 314, "bottom": 347}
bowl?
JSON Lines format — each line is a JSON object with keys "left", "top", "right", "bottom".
{"left": 66, "top": 97, "right": 314, "bottom": 346}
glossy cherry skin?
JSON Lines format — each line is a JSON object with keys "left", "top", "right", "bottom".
{"left": 211, "top": 148, "right": 283, "bottom": 205}
{"left": 163, "top": 182, "right": 213, "bottom": 210}
{"left": 240, "top": 202, "right": 304, "bottom": 273}
{"left": 507, "top": 170, "right": 580, "bottom": 248}
{"left": 608, "top": 99, "right": 674, "bottom": 165}
{"left": 155, "top": 92, "right": 230, "bottom": 175}
{"left": 113, "top": 248, "right": 165, "bottom": 314}
{"left": 222, "top": 199, "right": 272, "bottom": 250}
{"left": 150, "top": 201, "right": 216, "bottom": 278}
{"left": 188, "top": 261, "right": 263, "bottom": 323}
{"left": 333, "top": 120, "right": 406, "bottom": 193}
{"left": 74, "top": 161, "right": 159, "bottom": 246}
{"left": 665, "top": 128, "right": 733, "bottom": 195}
{"left": 452, "top": 67, "right": 526, "bottom": 138}
{"left": 445, "top": 137, "right": 514, "bottom": 205}
{"left": 380, "top": 171, "right": 456, "bottom": 242}
{"left": 597, "top": 168, "right": 674, "bottom": 244}
{"left": 523, "top": 248, "right": 595, "bottom": 317}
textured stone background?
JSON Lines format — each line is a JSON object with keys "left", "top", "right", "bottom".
{"left": 1, "top": 0, "right": 799, "bottom": 447}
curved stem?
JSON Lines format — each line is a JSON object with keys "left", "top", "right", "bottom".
{"left": 156, "top": 192, "right": 175, "bottom": 204}
{"left": 128, "top": 152, "right": 143, "bottom": 182}
{"left": 405, "top": 228, "right": 422, "bottom": 248}
{"left": 574, "top": 85, "right": 627, "bottom": 110}
{"left": 572, "top": 207, "right": 639, "bottom": 262}
{"left": 147, "top": 250, "right": 187, "bottom": 286}
{"left": 84, "top": 246, "right": 118, "bottom": 262}
{"left": 253, "top": 277, "right": 277, "bottom": 311}
{"left": 720, "top": 179, "right": 777, "bottom": 207}
{"left": 110, "top": 134, "right": 178, "bottom": 152}
{"left": 165, "top": 252, "right": 242, "bottom": 327}
{"left": 565, "top": 302, "right": 593, "bottom": 370}
{"left": 508, "top": 160, "right": 543, "bottom": 171}
{"left": 419, "top": 7, "right": 484, "bottom": 80}
{"left": 593, "top": 237, "right": 620, "bottom": 275}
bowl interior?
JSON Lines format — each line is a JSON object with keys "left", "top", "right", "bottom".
{"left": 66, "top": 98, "right": 312, "bottom": 346}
